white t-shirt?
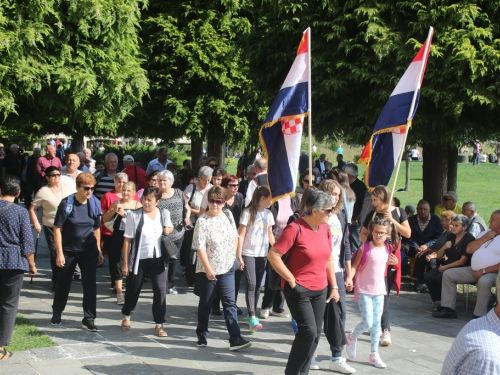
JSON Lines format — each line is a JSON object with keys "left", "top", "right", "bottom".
{"left": 328, "top": 214, "right": 342, "bottom": 270}
{"left": 471, "top": 230, "right": 500, "bottom": 270}
{"left": 240, "top": 208, "right": 275, "bottom": 257}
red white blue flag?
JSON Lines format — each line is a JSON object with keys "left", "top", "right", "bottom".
{"left": 260, "top": 29, "right": 309, "bottom": 201}
{"left": 359, "top": 27, "right": 433, "bottom": 189}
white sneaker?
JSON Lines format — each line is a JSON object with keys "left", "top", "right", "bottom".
{"left": 260, "top": 308, "right": 270, "bottom": 319}
{"left": 168, "top": 287, "right": 178, "bottom": 295}
{"left": 346, "top": 333, "right": 357, "bottom": 359}
{"left": 329, "top": 357, "right": 356, "bottom": 373}
{"left": 369, "top": 352, "right": 386, "bottom": 368}
{"left": 380, "top": 329, "right": 391, "bottom": 346}
{"left": 310, "top": 356, "right": 320, "bottom": 370}
{"left": 270, "top": 310, "right": 290, "bottom": 318}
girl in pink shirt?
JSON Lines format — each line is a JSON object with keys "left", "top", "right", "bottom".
{"left": 345, "top": 217, "right": 399, "bottom": 369}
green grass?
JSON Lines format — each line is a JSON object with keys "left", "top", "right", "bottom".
{"left": 8, "top": 314, "right": 57, "bottom": 352}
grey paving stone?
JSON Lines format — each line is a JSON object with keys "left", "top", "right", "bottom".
{"left": 0, "top": 363, "right": 38, "bottom": 374}
{"left": 29, "top": 358, "right": 91, "bottom": 375}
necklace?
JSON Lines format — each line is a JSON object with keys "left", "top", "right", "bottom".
{"left": 50, "top": 184, "right": 63, "bottom": 201}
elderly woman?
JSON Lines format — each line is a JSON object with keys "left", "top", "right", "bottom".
{"left": 181, "top": 166, "right": 213, "bottom": 286}
{"left": 424, "top": 210, "right": 455, "bottom": 268}
{"left": 51, "top": 173, "right": 104, "bottom": 331}
{"left": 193, "top": 185, "right": 251, "bottom": 350}
{"left": 121, "top": 186, "right": 173, "bottom": 336}
{"left": 101, "top": 172, "right": 129, "bottom": 291}
{"left": 29, "top": 166, "right": 73, "bottom": 288}
{"left": 103, "top": 182, "right": 142, "bottom": 304}
{"left": 0, "top": 175, "right": 36, "bottom": 360}
{"left": 268, "top": 190, "right": 339, "bottom": 374}
{"left": 157, "top": 170, "right": 191, "bottom": 295}
{"left": 318, "top": 180, "right": 356, "bottom": 373}
{"left": 424, "top": 214, "right": 475, "bottom": 311}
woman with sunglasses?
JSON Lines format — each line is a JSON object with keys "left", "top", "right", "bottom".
{"left": 29, "top": 166, "right": 73, "bottom": 288}
{"left": 295, "top": 169, "right": 318, "bottom": 203}
{"left": 359, "top": 185, "right": 410, "bottom": 346}
{"left": 268, "top": 190, "right": 339, "bottom": 375}
{"left": 51, "top": 173, "right": 104, "bottom": 331}
{"left": 192, "top": 186, "right": 251, "bottom": 351}
{"left": 137, "top": 170, "right": 160, "bottom": 199}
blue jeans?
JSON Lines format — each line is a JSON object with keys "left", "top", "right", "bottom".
{"left": 196, "top": 263, "right": 241, "bottom": 343}
{"left": 352, "top": 293, "right": 384, "bottom": 352}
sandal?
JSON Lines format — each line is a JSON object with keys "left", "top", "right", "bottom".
{"left": 0, "top": 348, "right": 13, "bottom": 360}
{"left": 155, "top": 325, "right": 168, "bottom": 337}
{"left": 121, "top": 318, "right": 131, "bottom": 330}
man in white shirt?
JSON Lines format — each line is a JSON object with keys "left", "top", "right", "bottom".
{"left": 245, "top": 158, "right": 268, "bottom": 206}
{"left": 60, "top": 154, "right": 82, "bottom": 192}
{"left": 434, "top": 210, "right": 500, "bottom": 319}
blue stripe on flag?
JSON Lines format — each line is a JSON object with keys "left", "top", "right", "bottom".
{"left": 373, "top": 91, "right": 415, "bottom": 132}
{"left": 368, "top": 132, "right": 395, "bottom": 187}
{"left": 263, "top": 82, "right": 308, "bottom": 124}
{"left": 261, "top": 123, "right": 295, "bottom": 198}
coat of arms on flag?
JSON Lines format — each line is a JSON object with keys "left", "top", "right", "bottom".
{"left": 282, "top": 117, "right": 303, "bottom": 135}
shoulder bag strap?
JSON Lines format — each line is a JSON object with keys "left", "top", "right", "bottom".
{"left": 188, "top": 183, "right": 196, "bottom": 206}
{"left": 0, "top": 202, "right": 13, "bottom": 218}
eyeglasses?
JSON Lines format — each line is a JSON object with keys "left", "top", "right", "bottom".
{"left": 303, "top": 179, "right": 311, "bottom": 184}
{"left": 228, "top": 183, "right": 239, "bottom": 188}
{"left": 208, "top": 164, "right": 218, "bottom": 168}
{"left": 81, "top": 186, "right": 95, "bottom": 191}
{"left": 372, "top": 230, "right": 388, "bottom": 236}
{"left": 322, "top": 208, "right": 333, "bottom": 215}
{"left": 208, "top": 198, "right": 225, "bottom": 205}
{"left": 49, "top": 174, "right": 61, "bottom": 177}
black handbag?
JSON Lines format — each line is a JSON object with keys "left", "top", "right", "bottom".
{"left": 159, "top": 209, "right": 180, "bottom": 263}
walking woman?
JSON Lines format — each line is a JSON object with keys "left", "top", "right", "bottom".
{"left": 332, "top": 169, "right": 356, "bottom": 224}
{"left": 120, "top": 186, "right": 173, "bottom": 337}
{"left": 318, "top": 179, "right": 355, "bottom": 373}
{"left": 1, "top": 175, "right": 36, "bottom": 360}
{"left": 157, "top": 170, "right": 191, "bottom": 295}
{"left": 137, "top": 170, "right": 160, "bottom": 199}
{"left": 29, "top": 166, "right": 73, "bottom": 288}
{"left": 193, "top": 186, "right": 251, "bottom": 351}
{"left": 102, "top": 182, "right": 141, "bottom": 304}
{"left": 268, "top": 190, "right": 339, "bottom": 375}
{"left": 359, "top": 185, "right": 411, "bottom": 346}
{"left": 51, "top": 173, "right": 104, "bottom": 331}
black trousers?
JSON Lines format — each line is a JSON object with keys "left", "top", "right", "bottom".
{"left": 122, "top": 257, "right": 168, "bottom": 324}
{"left": 0, "top": 270, "right": 24, "bottom": 346}
{"left": 424, "top": 267, "right": 443, "bottom": 302}
{"left": 330, "top": 272, "right": 347, "bottom": 357}
{"left": 42, "top": 225, "right": 58, "bottom": 284}
{"left": 261, "top": 265, "right": 286, "bottom": 312}
{"left": 52, "top": 249, "right": 98, "bottom": 320}
{"left": 283, "top": 283, "right": 327, "bottom": 375}
{"left": 23, "top": 179, "right": 40, "bottom": 208}
{"left": 167, "top": 236, "right": 184, "bottom": 288}
{"left": 411, "top": 253, "right": 428, "bottom": 283}
{"left": 104, "top": 235, "right": 121, "bottom": 284}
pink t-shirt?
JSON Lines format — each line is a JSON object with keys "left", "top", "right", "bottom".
{"left": 274, "top": 218, "right": 332, "bottom": 291}
{"left": 356, "top": 242, "right": 390, "bottom": 296}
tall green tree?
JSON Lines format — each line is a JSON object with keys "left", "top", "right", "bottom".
{"left": 0, "top": 1, "right": 148, "bottom": 150}
{"left": 246, "top": 0, "right": 500, "bottom": 208}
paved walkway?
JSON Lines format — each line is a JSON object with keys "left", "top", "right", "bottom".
{"left": 1, "top": 230, "right": 476, "bottom": 374}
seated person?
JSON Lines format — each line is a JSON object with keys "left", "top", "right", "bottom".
{"left": 321, "top": 162, "right": 334, "bottom": 180}
{"left": 433, "top": 210, "right": 500, "bottom": 319}
{"left": 424, "top": 214, "right": 475, "bottom": 311}
{"left": 434, "top": 191, "right": 462, "bottom": 216}
{"left": 462, "top": 201, "right": 487, "bottom": 238}
{"left": 405, "top": 200, "right": 443, "bottom": 291}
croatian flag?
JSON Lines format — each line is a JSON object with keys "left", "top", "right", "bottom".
{"left": 260, "top": 28, "right": 309, "bottom": 201}
{"left": 359, "top": 27, "right": 433, "bottom": 190}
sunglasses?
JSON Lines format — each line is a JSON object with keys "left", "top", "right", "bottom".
{"left": 208, "top": 164, "right": 218, "bottom": 168}
{"left": 49, "top": 174, "right": 61, "bottom": 177}
{"left": 208, "top": 198, "right": 225, "bottom": 205}
{"left": 322, "top": 208, "right": 333, "bottom": 215}
{"left": 81, "top": 186, "right": 95, "bottom": 191}
{"left": 228, "top": 183, "right": 239, "bottom": 187}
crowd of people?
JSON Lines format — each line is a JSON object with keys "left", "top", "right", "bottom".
{"left": 1, "top": 143, "right": 499, "bottom": 374}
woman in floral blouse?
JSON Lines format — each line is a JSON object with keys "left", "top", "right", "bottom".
{"left": 192, "top": 185, "right": 251, "bottom": 352}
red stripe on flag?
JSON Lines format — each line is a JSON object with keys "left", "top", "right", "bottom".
{"left": 297, "top": 29, "right": 308, "bottom": 55}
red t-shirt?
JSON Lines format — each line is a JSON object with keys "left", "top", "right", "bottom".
{"left": 274, "top": 218, "right": 332, "bottom": 291}
{"left": 122, "top": 165, "right": 149, "bottom": 190}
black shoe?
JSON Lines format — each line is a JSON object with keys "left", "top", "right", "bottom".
{"left": 229, "top": 336, "right": 252, "bottom": 351}
{"left": 82, "top": 318, "right": 98, "bottom": 332}
{"left": 51, "top": 312, "right": 62, "bottom": 325}
{"left": 236, "top": 306, "right": 243, "bottom": 315}
{"left": 197, "top": 334, "right": 207, "bottom": 347}
{"left": 432, "top": 309, "right": 457, "bottom": 319}
{"left": 211, "top": 308, "right": 223, "bottom": 316}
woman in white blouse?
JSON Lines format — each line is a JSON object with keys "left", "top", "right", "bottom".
{"left": 120, "top": 186, "right": 173, "bottom": 337}
{"left": 192, "top": 186, "right": 251, "bottom": 351}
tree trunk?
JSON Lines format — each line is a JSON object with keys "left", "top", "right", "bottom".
{"left": 447, "top": 147, "right": 458, "bottom": 192}
{"left": 206, "top": 124, "right": 225, "bottom": 166}
{"left": 191, "top": 138, "right": 203, "bottom": 170}
{"left": 71, "top": 132, "right": 85, "bottom": 154}
{"left": 422, "top": 143, "right": 449, "bottom": 211}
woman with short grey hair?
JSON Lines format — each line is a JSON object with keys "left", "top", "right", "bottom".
{"left": 157, "top": 170, "right": 191, "bottom": 294}
{"left": 267, "top": 190, "right": 339, "bottom": 374}
{"left": 424, "top": 213, "right": 475, "bottom": 311}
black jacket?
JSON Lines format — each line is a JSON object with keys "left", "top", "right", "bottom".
{"left": 324, "top": 299, "right": 347, "bottom": 348}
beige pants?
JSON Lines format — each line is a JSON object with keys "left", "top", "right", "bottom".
{"left": 441, "top": 266, "right": 497, "bottom": 316}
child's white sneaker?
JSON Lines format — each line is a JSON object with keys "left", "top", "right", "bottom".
{"left": 346, "top": 332, "right": 357, "bottom": 359}
{"left": 369, "top": 352, "right": 386, "bottom": 368}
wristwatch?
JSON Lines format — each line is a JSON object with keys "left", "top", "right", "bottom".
{"left": 482, "top": 268, "right": 486, "bottom": 275}
{"left": 331, "top": 285, "right": 339, "bottom": 290}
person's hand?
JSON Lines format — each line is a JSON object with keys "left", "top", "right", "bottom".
{"left": 97, "top": 251, "right": 104, "bottom": 266}
{"left": 34, "top": 223, "right": 42, "bottom": 233}
{"left": 484, "top": 230, "right": 498, "bottom": 240}
{"left": 56, "top": 254, "right": 65, "bottom": 268}
{"left": 327, "top": 288, "right": 340, "bottom": 303}
{"left": 116, "top": 203, "right": 124, "bottom": 216}
{"left": 426, "top": 253, "right": 437, "bottom": 262}
{"left": 239, "top": 257, "right": 245, "bottom": 271}
{"left": 388, "top": 253, "right": 398, "bottom": 265}
{"left": 163, "top": 226, "right": 174, "bottom": 235}
{"left": 438, "top": 265, "right": 446, "bottom": 273}
{"left": 206, "top": 270, "right": 217, "bottom": 281}
{"left": 29, "top": 264, "right": 37, "bottom": 276}
{"left": 472, "top": 270, "right": 483, "bottom": 280}
{"left": 288, "top": 278, "right": 297, "bottom": 289}
{"left": 444, "top": 241, "right": 452, "bottom": 249}
{"left": 383, "top": 211, "right": 394, "bottom": 222}
{"left": 184, "top": 217, "right": 191, "bottom": 226}
{"left": 416, "top": 249, "right": 425, "bottom": 258}
{"left": 345, "top": 277, "right": 353, "bottom": 292}
{"left": 122, "top": 264, "right": 129, "bottom": 277}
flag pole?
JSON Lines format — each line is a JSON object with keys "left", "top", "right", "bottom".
{"left": 388, "top": 27, "right": 433, "bottom": 207}
{"left": 307, "top": 28, "right": 313, "bottom": 186}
